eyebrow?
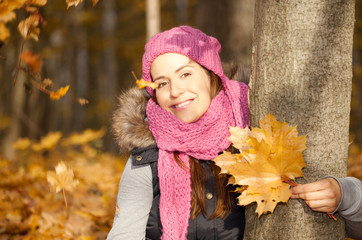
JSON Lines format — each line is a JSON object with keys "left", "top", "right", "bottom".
{"left": 153, "top": 59, "right": 193, "bottom": 82}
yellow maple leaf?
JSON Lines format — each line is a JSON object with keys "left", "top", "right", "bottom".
{"left": 47, "top": 162, "right": 79, "bottom": 193}
{"left": 136, "top": 78, "right": 159, "bottom": 90}
{"left": 47, "top": 161, "right": 79, "bottom": 207}
{"left": 32, "top": 131, "right": 62, "bottom": 151}
{"left": 49, "top": 85, "right": 69, "bottom": 100}
{"left": 213, "top": 113, "right": 306, "bottom": 217}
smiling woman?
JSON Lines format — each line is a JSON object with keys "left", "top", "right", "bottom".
{"left": 151, "top": 53, "right": 212, "bottom": 123}
{"left": 108, "top": 25, "right": 249, "bottom": 240}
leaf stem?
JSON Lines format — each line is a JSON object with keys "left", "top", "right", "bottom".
{"left": 62, "top": 187, "right": 68, "bottom": 208}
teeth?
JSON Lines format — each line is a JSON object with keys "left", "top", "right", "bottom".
{"left": 175, "top": 100, "right": 192, "bottom": 108}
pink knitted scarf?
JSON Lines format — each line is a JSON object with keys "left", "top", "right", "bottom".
{"left": 146, "top": 80, "right": 249, "bottom": 240}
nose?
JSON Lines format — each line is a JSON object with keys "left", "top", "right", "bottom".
{"left": 170, "top": 80, "right": 184, "bottom": 97}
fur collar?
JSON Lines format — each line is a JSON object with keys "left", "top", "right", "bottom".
{"left": 112, "top": 63, "right": 250, "bottom": 153}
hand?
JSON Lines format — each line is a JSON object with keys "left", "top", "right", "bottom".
{"left": 290, "top": 178, "right": 341, "bottom": 213}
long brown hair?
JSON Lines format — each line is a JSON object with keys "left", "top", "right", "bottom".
{"left": 174, "top": 71, "right": 235, "bottom": 219}
{"left": 153, "top": 68, "right": 234, "bottom": 219}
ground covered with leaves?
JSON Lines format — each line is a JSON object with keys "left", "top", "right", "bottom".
{"left": 0, "top": 129, "right": 126, "bottom": 240}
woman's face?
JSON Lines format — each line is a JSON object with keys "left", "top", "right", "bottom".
{"left": 150, "top": 53, "right": 212, "bottom": 123}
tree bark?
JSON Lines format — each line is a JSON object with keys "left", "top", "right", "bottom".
{"left": 246, "top": 1, "right": 354, "bottom": 239}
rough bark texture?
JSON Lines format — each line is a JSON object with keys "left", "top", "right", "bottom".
{"left": 245, "top": 1, "right": 354, "bottom": 239}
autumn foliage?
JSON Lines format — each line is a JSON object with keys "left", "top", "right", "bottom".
{"left": 0, "top": 0, "right": 94, "bottom": 102}
{"left": 214, "top": 114, "right": 306, "bottom": 217}
{"left": 0, "top": 129, "right": 126, "bottom": 239}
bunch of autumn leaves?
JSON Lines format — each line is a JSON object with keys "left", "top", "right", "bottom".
{"left": 213, "top": 114, "right": 307, "bottom": 217}
{"left": 0, "top": 0, "right": 96, "bottom": 102}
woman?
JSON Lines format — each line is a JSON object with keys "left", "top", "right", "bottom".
{"left": 108, "top": 26, "right": 249, "bottom": 239}
{"left": 107, "top": 25, "right": 362, "bottom": 240}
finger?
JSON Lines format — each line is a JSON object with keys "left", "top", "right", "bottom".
{"left": 290, "top": 182, "right": 325, "bottom": 195}
{"left": 291, "top": 189, "right": 329, "bottom": 201}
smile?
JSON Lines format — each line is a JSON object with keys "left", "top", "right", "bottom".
{"left": 171, "top": 99, "right": 194, "bottom": 109}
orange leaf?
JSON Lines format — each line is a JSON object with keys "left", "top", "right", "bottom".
{"left": 0, "top": 22, "right": 10, "bottom": 42}
{"left": 20, "top": 50, "right": 43, "bottom": 74}
{"left": 213, "top": 113, "right": 307, "bottom": 217}
{"left": 136, "top": 78, "right": 158, "bottom": 90}
{"left": 92, "top": 0, "right": 99, "bottom": 6}
{"left": 49, "top": 85, "right": 70, "bottom": 100}
{"left": 0, "top": 11, "right": 16, "bottom": 23}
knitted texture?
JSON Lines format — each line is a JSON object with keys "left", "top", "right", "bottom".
{"left": 146, "top": 80, "right": 249, "bottom": 240}
{"left": 143, "top": 26, "right": 225, "bottom": 96}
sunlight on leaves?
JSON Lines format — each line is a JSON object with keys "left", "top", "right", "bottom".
{"left": 61, "top": 127, "right": 106, "bottom": 146}
{"left": 213, "top": 113, "right": 306, "bottom": 217}
{"left": 32, "top": 132, "right": 62, "bottom": 151}
{"left": 12, "top": 138, "right": 31, "bottom": 150}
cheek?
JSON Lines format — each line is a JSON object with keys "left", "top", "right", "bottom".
{"left": 155, "top": 92, "right": 168, "bottom": 110}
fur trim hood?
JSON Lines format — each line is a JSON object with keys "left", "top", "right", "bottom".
{"left": 112, "top": 63, "right": 250, "bottom": 153}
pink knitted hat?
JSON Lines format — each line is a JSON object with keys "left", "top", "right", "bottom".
{"left": 142, "top": 25, "right": 229, "bottom": 96}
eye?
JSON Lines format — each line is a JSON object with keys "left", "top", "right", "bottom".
{"left": 157, "top": 81, "right": 168, "bottom": 89}
{"left": 181, "top": 72, "right": 191, "bottom": 78}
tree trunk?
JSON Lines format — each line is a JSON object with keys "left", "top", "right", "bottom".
{"left": 246, "top": 1, "right": 354, "bottom": 239}
{"left": 146, "top": 0, "right": 160, "bottom": 40}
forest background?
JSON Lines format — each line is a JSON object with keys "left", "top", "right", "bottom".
{"left": 0, "top": 0, "right": 361, "bottom": 239}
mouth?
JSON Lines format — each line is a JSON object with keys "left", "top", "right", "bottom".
{"left": 171, "top": 99, "right": 194, "bottom": 110}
